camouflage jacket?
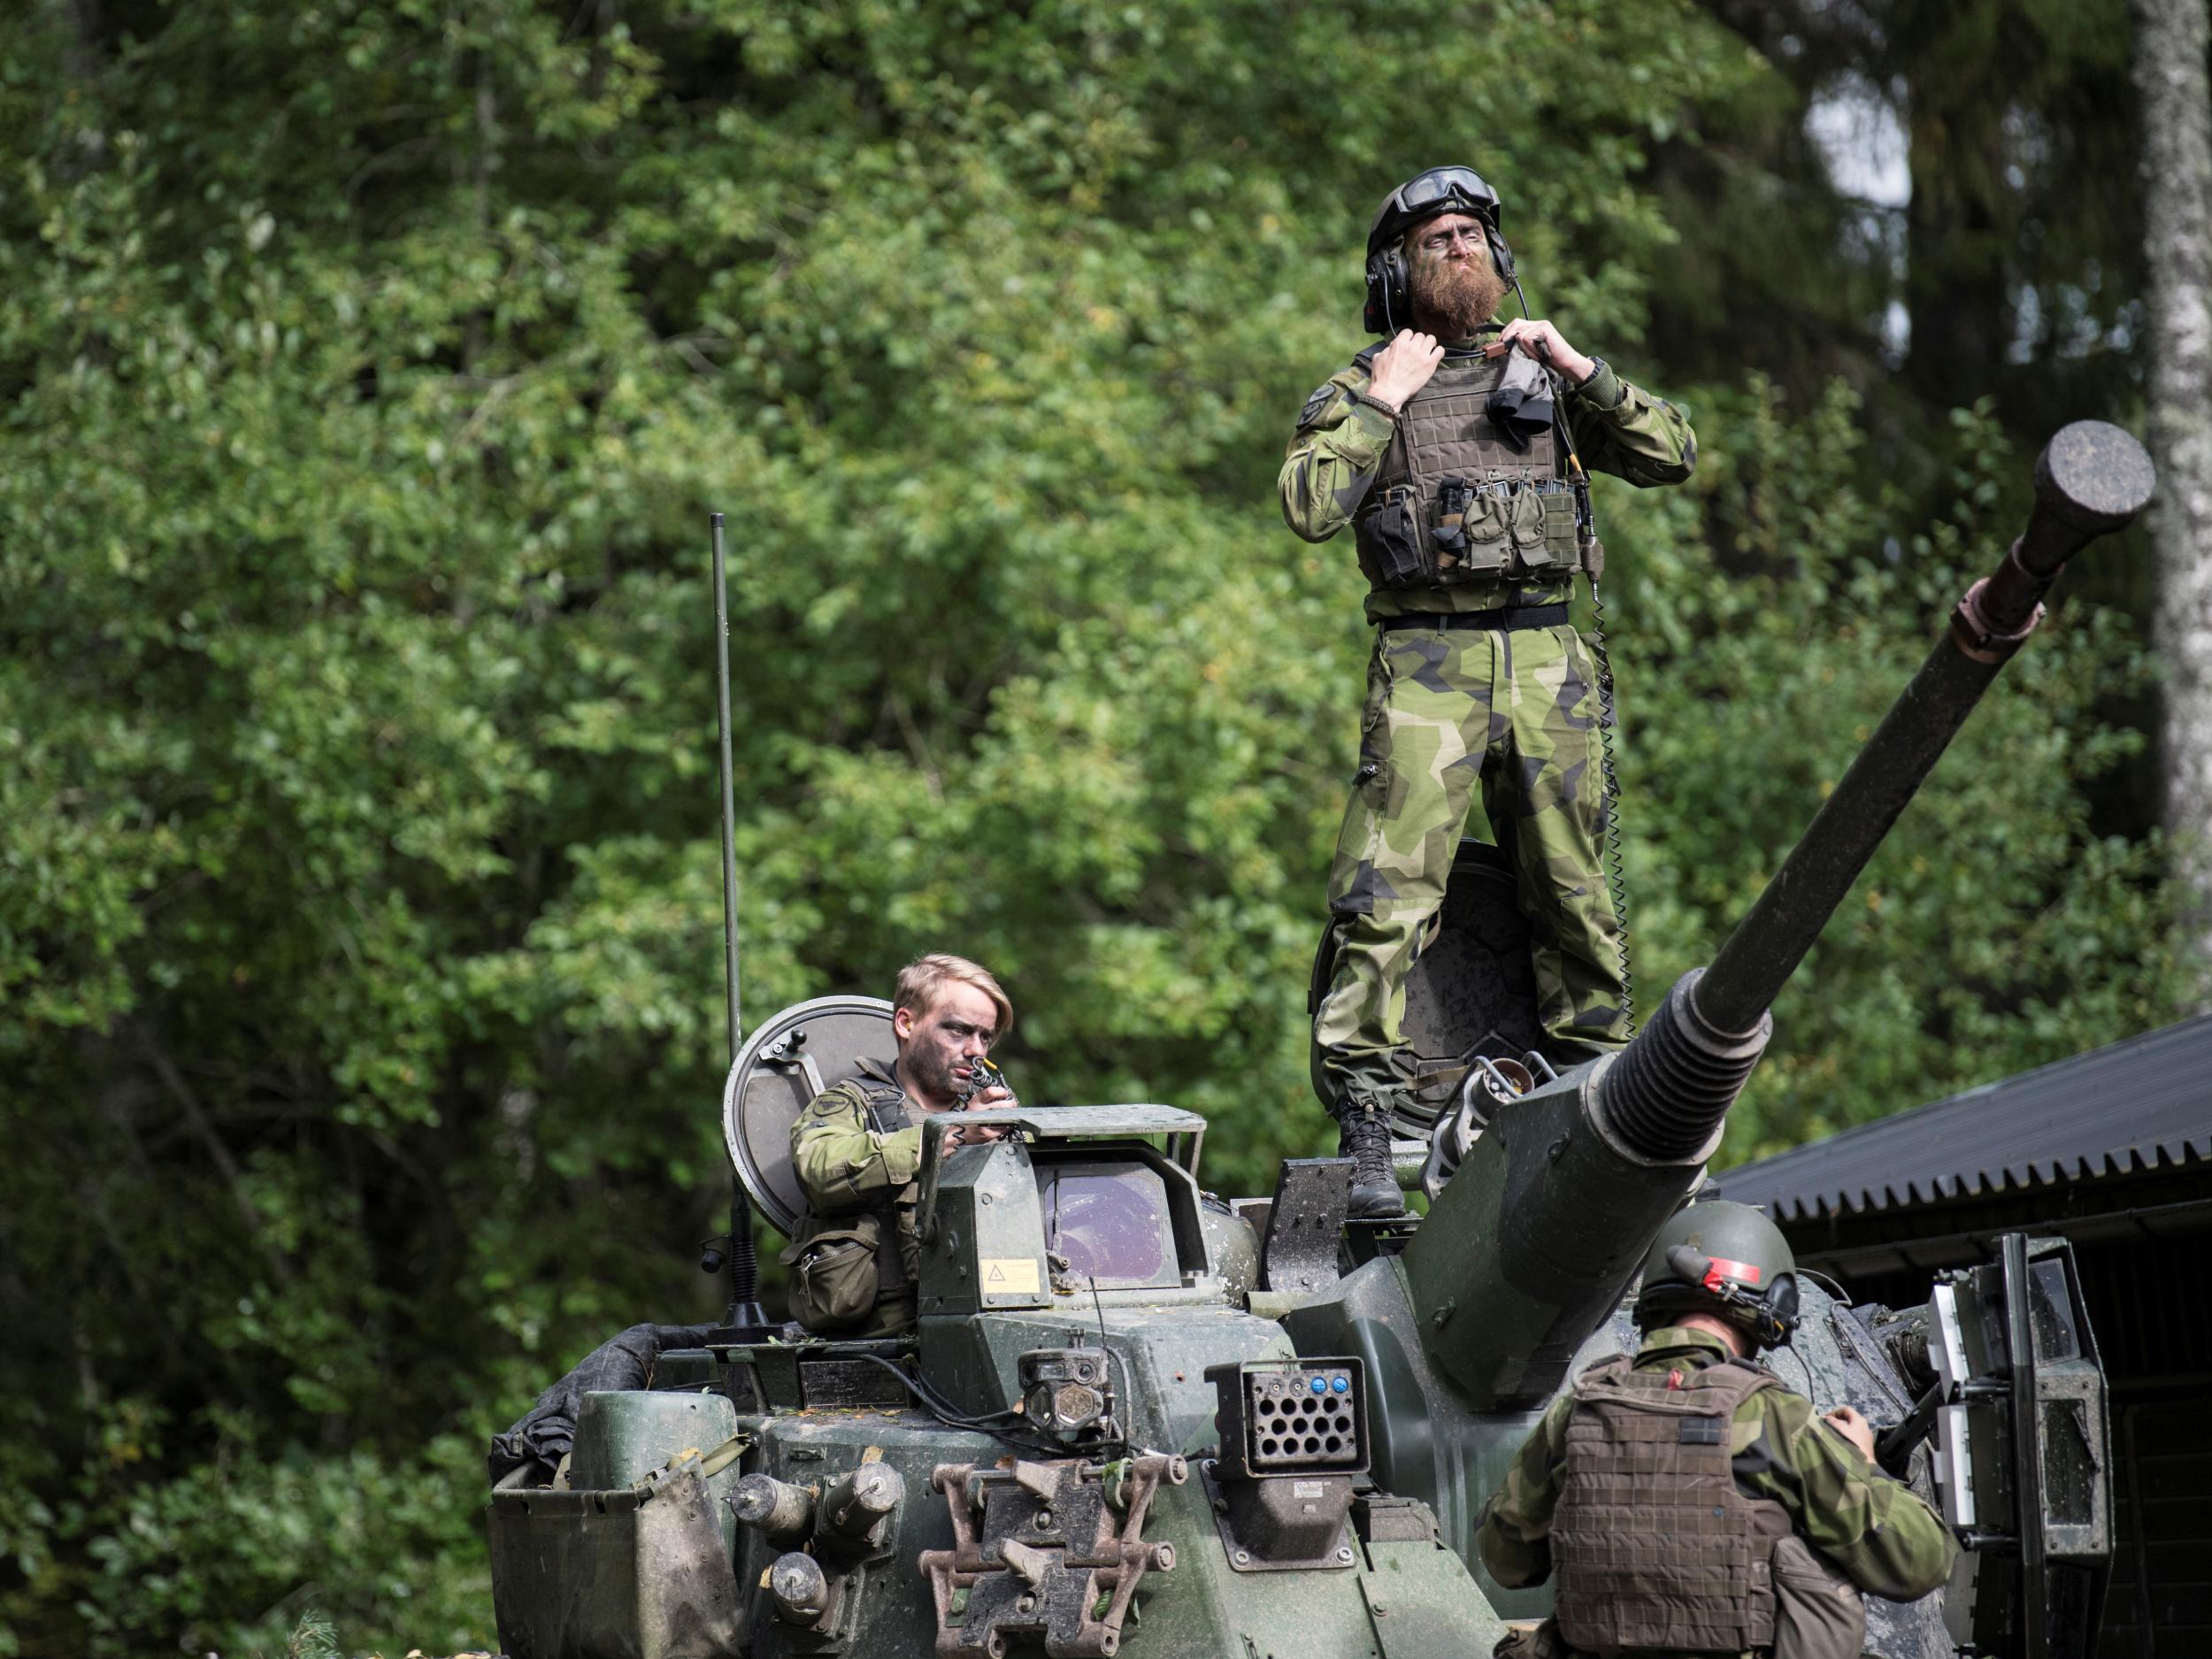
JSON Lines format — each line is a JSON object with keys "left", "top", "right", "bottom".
{"left": 1478, "top": 1327, "right": 1958, "bottom": 1609}
{"left": 1279, "top": 343, "right": 1696, "bottom": 623}
{"left": 789, "top": 1057, "right": 926, "bottom": 1328}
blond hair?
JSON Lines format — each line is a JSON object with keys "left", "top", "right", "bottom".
{"left": 894, "top": 953, "right": 1012, "bottom": 1037}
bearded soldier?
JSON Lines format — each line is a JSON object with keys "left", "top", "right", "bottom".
{"left": 1476, "top": 1202, "right": 1958, "bottom": 1659}
{"left": 1284, "top": 165, "right": 1698, "bottom": 1217}
{"left": 783, "top": 954, "right": 1017, "bottom": 1335}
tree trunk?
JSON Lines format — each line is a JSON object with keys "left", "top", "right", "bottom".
{"left": 2132, "top": 0, "right": 2212, "bottom": 1000}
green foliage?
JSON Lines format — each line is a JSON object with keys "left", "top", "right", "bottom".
{"left": 1611, "top": 385, "right": 2179, "bottom": 1160}
{"left": 0, "top": 2, "right": 2171, "bottom": 1655}
{"left": 17, "top": 1408, "right": 491, "bottom": 1659}
{"left": 289, "top": 1611, "right": 342, "bottom": 1659}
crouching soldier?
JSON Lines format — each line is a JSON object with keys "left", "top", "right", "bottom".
{"left": 783, "top": 954, "right": 1016, "bottom": 1335}
{"left": 1477, "top": 1201, "right": 1957, "bottom": 1659}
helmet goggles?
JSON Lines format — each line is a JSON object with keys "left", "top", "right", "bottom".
{"left": 1368, "top": 166, "right": 1502, "bottom": 258}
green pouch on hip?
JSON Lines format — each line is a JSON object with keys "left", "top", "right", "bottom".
{"left": 1770, "top": 1534, "right": 1867, "bottom": 1659}
{"left": 780, "top": 1217, "right": 885, "bottom": 1333}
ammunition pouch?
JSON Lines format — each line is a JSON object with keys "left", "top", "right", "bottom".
{"left": 780, "top": 1211, "right": 908, "bottom": 1334}
{"left": 1355, "top": 475, "right": 1580, "bottom": 590}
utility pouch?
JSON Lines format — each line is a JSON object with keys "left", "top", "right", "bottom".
{"left": 1434, "top": 476, "right": 1515, "bottom": 581}
{"left": 1769, "top": 1535, "right": 1866, "bottom": 1659}
{"left": 780, "top": 1217, "right": 887, "bottom": 1333}
{"left": 1547, "top": 487, "right": 1581, "bottom": 572}
{"left": 1355, "top": 485, "right": 1430, "bottom": 589}
{"left": 1509, "top": 484, "right": 1575, "bottom": 578}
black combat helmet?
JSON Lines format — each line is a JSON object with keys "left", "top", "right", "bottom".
{"left": 1363, "top": 165, "right": 1515, "bottom": 334}
{"left": 1365, "top": 166, "right": 1503, "bottom": 258}
{"left": 1632, "top": 1200, "right": 1801, "bottom": 1350}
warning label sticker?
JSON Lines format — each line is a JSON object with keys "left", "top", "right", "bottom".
{"left": 980, "top": 1257, "right": 1041, "bottom": 1294}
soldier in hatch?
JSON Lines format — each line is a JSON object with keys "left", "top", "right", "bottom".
{"left": 1285, "top": 165, "right": 1698, "bottom": 1217}
{"left": 1477, "top": 1202, "right": 1957, "bottom": 1659}
{"left": 784, "top": 954, "right": 1018, "bottom": 1335}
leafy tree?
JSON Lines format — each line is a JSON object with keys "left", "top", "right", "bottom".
{"left": 0, "top": 3, "right": 2173, "bottom": 1654}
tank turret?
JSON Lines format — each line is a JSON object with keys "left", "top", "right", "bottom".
{"left": 485, "top": 424, "right": 2149, "bottom": 1659}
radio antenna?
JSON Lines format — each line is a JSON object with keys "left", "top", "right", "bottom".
{"left": 710, "top": 511, "right": 765, "bottom": 1325}
{"left": 711, "top": 512, "right": 744, "bottom": 1059}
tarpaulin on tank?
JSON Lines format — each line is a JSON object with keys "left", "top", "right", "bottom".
{"left": 487, "top": 1322, "right": 723, "bottom": 1486}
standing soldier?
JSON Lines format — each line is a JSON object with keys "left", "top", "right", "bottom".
{"left": 783, "top": 954, "right": 1017, "bottom": 1335}
{"left": 1477, "top": 1202, "right": 1958, "bottom": 1659}
{"left": 1284, "top": 165, "right": 1699, "bottom": 1216}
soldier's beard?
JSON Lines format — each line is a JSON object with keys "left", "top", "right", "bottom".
{"left": 1409, "top": 252, "right": 1507, "bottom": 340}
{"left": 903, "top": 1042, "right": 960, "bottom": 1103}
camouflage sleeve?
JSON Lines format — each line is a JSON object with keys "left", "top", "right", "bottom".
{"left": 790, "top": 1085, "right": 924, "bottom": 1215}
{"left": 1562, "top": 361, "right": 1697, "bottom": 488}
{"left": 1279, "top": 363, "right": 1401, "bottom": 542}
{"left": 1737, "top": 1390, "right": 1961, "bottom": 1601}
{"left": 1477, "top": 1393, "right": 1576, "bottom": 1587}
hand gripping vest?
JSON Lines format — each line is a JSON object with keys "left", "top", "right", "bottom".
{"left": 1351, "top": 350, "right": 1586, "bottom": 592}
{"left": 1549, "top": 1353, "right": 1794, "bottom": 1655}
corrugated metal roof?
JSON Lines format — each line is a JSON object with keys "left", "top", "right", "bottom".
{"left": 1711, "top": 1014, "right": 2212, "bottom": 1222}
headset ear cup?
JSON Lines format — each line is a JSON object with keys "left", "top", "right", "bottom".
{"left": 1364, "top": 250, "right": 1410, "bottom": 335}
{"left": 1764, "top": 1274, "right": 1801, "bottom": 1347}
{"left": 1486, "top": 227, "right": 1517, "bottom": 287}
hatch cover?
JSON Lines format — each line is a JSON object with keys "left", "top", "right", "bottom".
{"left": 722, "top": 996, "right": 896, "bottom": 1238}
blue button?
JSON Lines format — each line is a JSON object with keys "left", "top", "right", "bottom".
{"left": 1309, "top": 1376, "right": 1327, "bottom": 1394}
{"left": 1332, "top": 1375, "right": 1350, "bottom": 1394}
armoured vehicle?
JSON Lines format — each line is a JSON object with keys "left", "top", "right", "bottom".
{"left": 487, "top": 423, "right": 2151, "bottom": 1659}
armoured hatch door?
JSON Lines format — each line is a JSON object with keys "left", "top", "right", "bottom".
{"left": 723, "top": 995, "right": 895, "bottom": 1238}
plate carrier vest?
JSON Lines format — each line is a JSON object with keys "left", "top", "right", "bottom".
{"left": 1351, "top": 349, "right": 1590, "bottom": 592}
{"left": 1550, "top": 1352, "right": 1794, "bottom": 1654}
{"left": 842, "top": 1056, "right": 914, "bottom": 1303}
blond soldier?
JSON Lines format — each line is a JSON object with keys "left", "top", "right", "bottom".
{"left": 782, "top": 955, "right": 1016, "bottom": 1335}
{"left": 1285, "top": 165, "right": 1698, "bottom": 1216}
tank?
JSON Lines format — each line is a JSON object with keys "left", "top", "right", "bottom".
{"left": 486, "top": 421, "right": 2152, "bottom": 1659}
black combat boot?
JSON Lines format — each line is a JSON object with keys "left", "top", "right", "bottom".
{"left": 1334, "top": 1101, "right": 1404, "bottom": 1218}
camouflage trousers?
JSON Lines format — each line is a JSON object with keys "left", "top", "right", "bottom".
{"left": 1313, "top": 625, "right": 1627, "bottom": 1109}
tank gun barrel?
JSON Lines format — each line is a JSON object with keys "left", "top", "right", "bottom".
{"left": 1601, "top": 422, "right": 2157, "bottom": 1171}
{"left": 1691, "top": 422, "right": 2157, "bottom": 1038}
{"left": 1403, "top": 422, "right": 2153, "bottom": 1410}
